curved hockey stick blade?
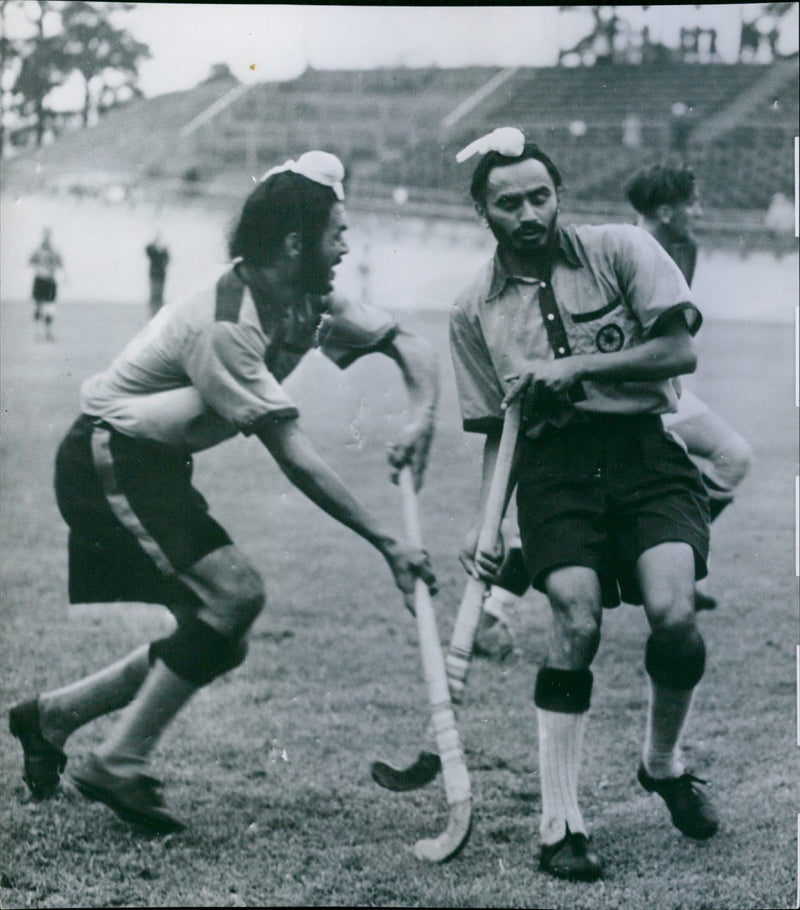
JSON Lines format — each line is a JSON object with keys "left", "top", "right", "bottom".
{"left": 370, "top": 750, "right": 441, "bottom": 791}
{"left": 413, "top": 798, "right": 473, "bottom": 863}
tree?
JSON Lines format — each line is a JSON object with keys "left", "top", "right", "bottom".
{"left": 59, "top": 1, "right": 150, "bottom": 127}
{"left": 4, "top": 1, "right": 70, "bottom": 148}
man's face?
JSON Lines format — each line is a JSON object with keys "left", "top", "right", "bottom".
{"left": 664, "top": 193, "right": 702, "bottom": 241}
{"left": 479, "top": 158, "right": 559, "bottom": 257}
{"left": 300, "top": 201, "right": 349, "bottom": 294}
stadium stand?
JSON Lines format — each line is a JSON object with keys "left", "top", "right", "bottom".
{"left": 4, "top": 59, "right": 797, "bottom": 239}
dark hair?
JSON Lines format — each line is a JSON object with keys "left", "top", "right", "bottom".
{"left": 469, "top": 142, "right": 563, "bottom": 204}
{"left": 625, "top": 164, "right": 696, "bottom": 216}
{"left": 228, "top": 171, "right": 338, "bottom": 266}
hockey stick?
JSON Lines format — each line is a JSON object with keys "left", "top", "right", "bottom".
{"left": 395, "top": 466, "right": 472, "bottom": 861}
{"left": 372, "top": 401, "right": 521, "bottom": 792}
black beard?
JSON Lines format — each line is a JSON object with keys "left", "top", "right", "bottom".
{"left": 299, "top": 246, "right": 332, "bottom": 295}
{"left": 488, "top": 217, "right": 559, "bottom": 274}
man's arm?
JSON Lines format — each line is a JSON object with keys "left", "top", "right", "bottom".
{"left": 381, "top": 328, "right": 439, "bottom": 491}
{"left": 503, "top": 315, "right": 696, "bottom": 406}
{"left": 257, "top": 416, "right": 436, "bottom": 611}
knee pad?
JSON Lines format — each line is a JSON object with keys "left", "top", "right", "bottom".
{"left": 645, "top": 626, "right": 705, "bottom": 690}
{"left": 534, "top": 667, "right": 593, "bottom": 713}
{"left": 150, "top": 617, "right": 247, "bottom": 686}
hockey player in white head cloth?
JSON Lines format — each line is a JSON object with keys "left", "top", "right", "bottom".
{"left": 10, "top": 151, "right": 439, "bottom": 834}
{"left": 449, "top": 128, "right": 720, "bottom": 881}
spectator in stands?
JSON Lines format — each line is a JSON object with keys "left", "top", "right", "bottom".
{"left": 668, "top": 103, "right": 693, "bottom": 163}
{"left": 145, "top": 232, "right": 170, "bottom": 316}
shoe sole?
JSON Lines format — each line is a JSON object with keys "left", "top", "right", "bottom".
{"left": 70, "top": 774, "right": 185, "bottom": 834}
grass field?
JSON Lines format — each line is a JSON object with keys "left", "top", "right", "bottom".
{"left": 1, "top": 277, "right": 797, "bottom": 905}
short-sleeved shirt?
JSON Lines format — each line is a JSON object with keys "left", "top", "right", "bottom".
{"left": 81, "top": 265, "right": 397, "bottom": 452}
{"left": 449, "top": 223, "right": 701, "bottom": 439}
{"left": 29, "top": 243, "right": 63, "bottom": 279}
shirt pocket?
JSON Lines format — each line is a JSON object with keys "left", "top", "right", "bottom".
{"left": 567, "top": 296, "right": 636, "bottom": 355}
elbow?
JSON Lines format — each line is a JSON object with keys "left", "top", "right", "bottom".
{"left": 680, "top": 348, "right": 698, "bottom": 375}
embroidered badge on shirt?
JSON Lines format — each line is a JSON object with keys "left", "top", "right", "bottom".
{"left": 596, "top": 323, "right": 625, "bottom": 352}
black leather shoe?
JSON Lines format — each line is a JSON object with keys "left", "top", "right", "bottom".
{"left": 638, "top": 763, "right": 719, "bottom": 839}
{"left": 9, "top": 699, "right": 67, "bottom": 800}
{"left": 70, "top": 753, "right": 185, "bottom": 834}
{"left": 539, "top": 826, "right": 604, "bottom": 882}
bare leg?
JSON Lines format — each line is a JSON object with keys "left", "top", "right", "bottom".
{"left": 38, "top": 644, "right": 151, "bottom": 751}
{"left": 94, "top": 660, "right": 197, "bottom": 775}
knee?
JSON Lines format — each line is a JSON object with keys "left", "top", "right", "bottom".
{"left": 548, "top": 593, "right": 602, "bottom": 665}
{"left": 645, "top": 620, "right": 706, "bottom": 690}
{"left": 215, "top": 566, "right": 266, "bottom": 636}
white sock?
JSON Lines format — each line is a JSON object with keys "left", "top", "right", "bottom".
{"left": 537, "top": 707, "right": 588, "bottom": 845}
{"left": 643, "top": 680, "right": 695, "bottom": 779}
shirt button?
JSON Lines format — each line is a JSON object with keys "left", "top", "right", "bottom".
{"left": 547, "top": 313, "right": 555, "bottom": 321}
{"left": 558, "top": 347, "right": 566, "bottom": 354}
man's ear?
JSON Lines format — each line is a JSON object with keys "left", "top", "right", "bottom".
{"left": 283, "top": 231, "right": 303, "bottom": 259}
{"left": 656, "top": 204, "right": 674, "bottom": 226}
{"left": 474, "top": 200, "right": 487, "bottom": 221}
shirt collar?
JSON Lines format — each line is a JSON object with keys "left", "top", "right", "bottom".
{"left": 487, "top": 226, "right": 582, "bottom": 301}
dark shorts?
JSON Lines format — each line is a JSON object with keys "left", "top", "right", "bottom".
{"left": 516, "top": 413, "right": 709, "bottom": 608}
{"left": 33, "top": 276, "right": 56, "bottom": 303}
{"left": 54, "top": 415, "right": 232, "bottom": 606}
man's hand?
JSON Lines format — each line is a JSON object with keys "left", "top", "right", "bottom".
{"left": 388, "top": 418, "right": 434, "bottom": 492}
{"left": 503, "top": 358, "right": 582, "bottom": 408}
{"left": 381, "top": 537, "right": 437, "bottom": 614}
{"left": 458, "top": 526, "right": 505, "bottom": 584}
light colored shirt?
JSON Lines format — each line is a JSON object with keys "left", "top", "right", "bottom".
{"left": 29, "top": 243, "right": 63, "bottom": 279}
{"left": 449, "top": 223, "right": 701, "bottom": 438}
{"left": 81, "top": 266, "right": 397, "bottom": 451}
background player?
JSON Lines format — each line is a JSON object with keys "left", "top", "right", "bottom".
{"left": 9, "top": 151, "right": 438, "bottom": 834}
{"left": 145, "top": 231, "right": 170, "bottom": 316}
{"left": 28, "top": 227, "right": 64, "bottom": 341}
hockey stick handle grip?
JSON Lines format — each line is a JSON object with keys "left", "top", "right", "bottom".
{"left": 477, "top": 400, "right": 521, "bottom": 554}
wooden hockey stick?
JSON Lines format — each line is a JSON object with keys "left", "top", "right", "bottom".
{"left": 372, "top": 401, "right": 521, "bottom": 793}
{"left": 397, "top": 466, "right": 472, "bottom": 861}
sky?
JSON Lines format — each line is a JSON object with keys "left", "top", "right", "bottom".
{"left": 5, "top": 3, "right": 799, "bottom": 103}
{"left": 125, "top": 4, "right": 797, "bottom": 96}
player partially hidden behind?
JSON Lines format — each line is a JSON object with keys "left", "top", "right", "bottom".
{"left": 29, "top": 227, "right": 64, "bottom": 341}
{"left": 450, "top": 128, "right": 719, "bottom": 881}
{"left": 627, "top": 164, "right": 751, "bottom": 607}
{"left": 9, "top": 151, "right": 438, "bottom": 834}
{"left": 473, "top": 162, "right": 752, "bottom": 658}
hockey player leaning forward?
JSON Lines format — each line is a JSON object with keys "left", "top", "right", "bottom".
{"left": 9, "top": 152, "right": 438, "bottom": 834}
{"left": 449, "top": 128, "right": 719, "bottom": 882}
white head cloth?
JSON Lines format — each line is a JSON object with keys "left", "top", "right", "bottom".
{"left": 260, "top": 150, "right": 345, "bottom": 201}
{"left": 455, "top": 127, "right": 526, "bottom": 164}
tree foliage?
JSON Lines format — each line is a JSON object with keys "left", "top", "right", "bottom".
{"left": 2, "top": 0, "right": 150, "bottom": 149}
